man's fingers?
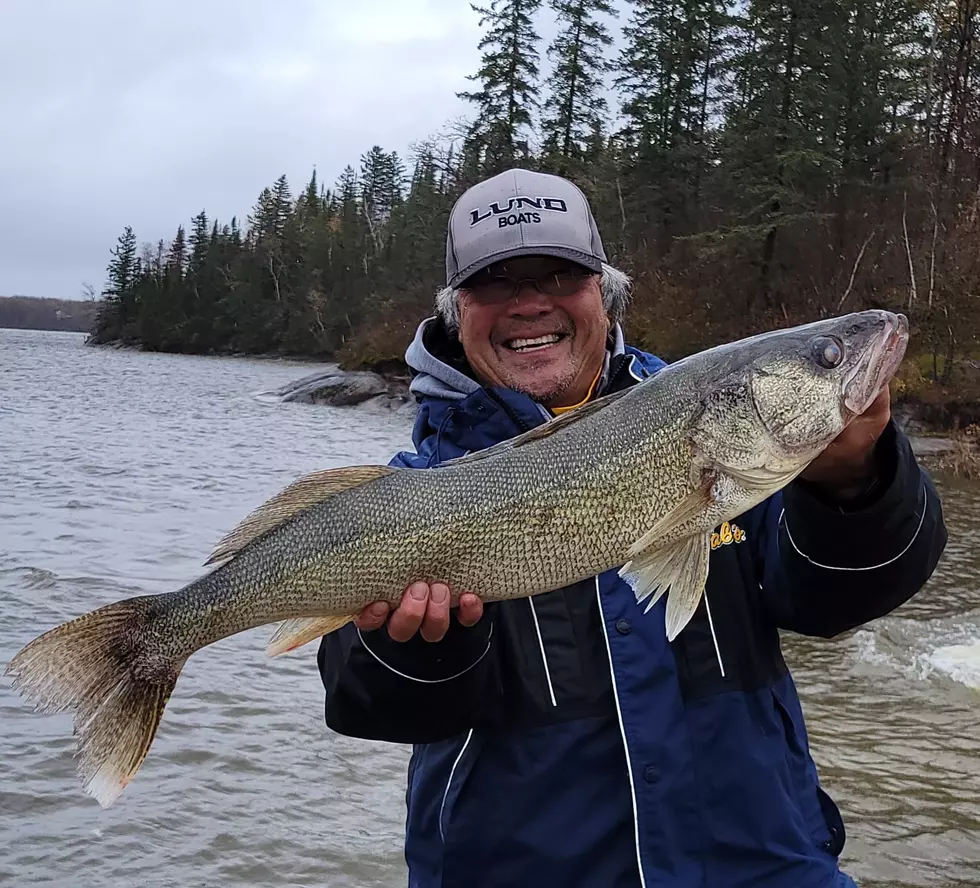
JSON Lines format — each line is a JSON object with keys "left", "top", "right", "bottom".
{"left": 457, "top": 593, "right": 484, "bottom": 627}
{"left": 368, "top": 583, "right": 484, "bottom": 642}
{"left": 354, "top": 601, "right": 390, "bottom": 631}
{"left": 388, "top": 582, "right": 430, "bottom": 642}
{"left": 421, "top": 582, "right": 452, "bottom": 642}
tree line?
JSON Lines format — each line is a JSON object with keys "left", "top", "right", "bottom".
{"left": 1, "top": 295, "right": 98, "bottom": 333}
{"left": 91, "top": 0, "right": 980, "bottom": 400}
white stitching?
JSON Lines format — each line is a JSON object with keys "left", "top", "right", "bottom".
{"left": 439, "top": 728, "right": 474, "bottom": 843}
{"left": 595, "top": 576, "right": 648, "bottom": 888}
{"left": 355, "top": 622, "right": 493, "bottom": 683}
{"left": 528, "top": 598, "right": 558, "bottom": 707}
{"left": 779, "top": 485, "right": 927, "bottom": 571}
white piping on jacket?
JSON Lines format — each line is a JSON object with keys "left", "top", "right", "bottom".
{"left": 439, "top": 728, "right": 474, "bottom": 842}
{"left": 701, "top": 589, "right": 726, "bottom": 677}
{"left": 528, "top": 598, "right": 558, "bottom": 707}
{"left": 355, "top": 622, "right": 493, "bottom": 683}
{"left": 779, "top": 484, "right": 927, "bottom": 571}
{"left": 595, "top": 575, "right": 648, "bottom": 888}
{"left": 627, "top": 355, "right": 645, "bottom": 382}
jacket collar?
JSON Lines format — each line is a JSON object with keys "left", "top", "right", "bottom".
{"left": 401, "top": 317, "right": 665, "bottom": 460}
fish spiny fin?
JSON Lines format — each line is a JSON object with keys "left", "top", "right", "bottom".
{"left": 626, "top": 477, "right": 716, "bottom": 559}
{"left": 619, "top": 533, "right": 712, "bottom": 641}
{"left": 266, "top": 614, "right": 356, "bottom": 656}
{"left": 3, "top": 596, "right": 184, "bottom": 808}
{"left": 440, "top": 385, "right": 637, "bottom": 468}
{"left": 206, "top": 465, "right": 397, "bottom": 565}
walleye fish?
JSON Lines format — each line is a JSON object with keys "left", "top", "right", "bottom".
{"left": 5, "top": 309, "right": 908, "bottom": 809}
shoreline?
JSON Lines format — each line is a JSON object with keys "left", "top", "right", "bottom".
{"left": 81, "top": 335, "right": 978, "bottom": 447}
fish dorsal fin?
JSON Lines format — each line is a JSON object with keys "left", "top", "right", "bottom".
{"left": 441, "top": 384, "right": 638, "bottom": 469}
{"left": 205, "top": 465, "right": 396, "bottom": 565}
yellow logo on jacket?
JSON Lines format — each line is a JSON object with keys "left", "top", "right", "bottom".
{"left": 710, "top": 521, "right": 746, "bottom": 551}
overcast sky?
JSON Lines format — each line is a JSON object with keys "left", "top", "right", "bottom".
{"left": 3, "top": 0, "right": 620, "bottom": 300}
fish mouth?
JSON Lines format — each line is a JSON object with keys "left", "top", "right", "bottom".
{"left": 843, "top": 312, "right": 909, "bottom": 418}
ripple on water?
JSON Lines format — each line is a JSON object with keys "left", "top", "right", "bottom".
{"left": 2, "top": 329, "right": 980, "bottom": 886}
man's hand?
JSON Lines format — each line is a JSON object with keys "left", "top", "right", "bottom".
{"left": 800, "top": 385, "right": 892, "bottom": 499}
{"left": 355, "top": 582, "right": 485, "bottom": 643}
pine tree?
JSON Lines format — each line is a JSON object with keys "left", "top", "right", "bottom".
{"left": 92, "top": 225, "right": 139, "bottom": 343}
{"left": 931, "top": 0, "right": 979, "bottom": 182}
{"left": 541, "top": 0, "right": 618, "bottom": 172}
{"left": 615, "top": 0, "right": 731, "bottom": 248}
{"left": 458, "top": 0, "right": 543, "bottom": 174}
{"left": 103, "top": 226, "right": 138, "bottom": 299}
{"left": 188, "top": 211, "right": 210, "bottom": 273}
{"left": 360, "top": 146, "right": 407, "bottom": 237}
{"left": 167, "top": 226, "right": 187, "bottom": 274}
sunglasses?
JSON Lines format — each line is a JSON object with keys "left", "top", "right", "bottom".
{"left": 463, "top": 267, "right": 596, "bottom": 302}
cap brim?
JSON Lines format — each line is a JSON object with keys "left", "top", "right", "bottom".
{"left": 450, "top": 246, "right": 603, "bottom": 289}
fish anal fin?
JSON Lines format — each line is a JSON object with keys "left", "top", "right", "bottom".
{"left": 619, "top": 533, "right": 711, "bottom": 641}
{"left": 206, "top": 465, "right": 396, "bottom": 565}
{"left": 266, "top": 614, "right": 355, "bottom": 656}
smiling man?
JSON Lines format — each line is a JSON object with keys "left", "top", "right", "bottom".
{"left": 317, "top": 169, "right": 947, "bottom": 888}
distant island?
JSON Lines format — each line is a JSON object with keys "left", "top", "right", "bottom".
{"left": 0, "top": 296, "right": 98, "bottom": 334}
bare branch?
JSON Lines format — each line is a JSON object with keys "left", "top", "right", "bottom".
{"left": 267, "top": 254, "right": 281, "bottom": 302}
{"left": 903, "top": 191, "right": 918, "bottom": 310}
{"left": 836, "top": 229, "right": 876, "bottom": 311}
{"left": 928, "top": 199, "right": 939, "bottom": 308}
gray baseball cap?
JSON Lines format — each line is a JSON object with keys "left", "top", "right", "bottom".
{"left": 445, "top": 168, "right": 608, "bottom": 288}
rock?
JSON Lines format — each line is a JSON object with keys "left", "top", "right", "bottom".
{"left": 908, "top": 435, "right": 956, "bottom": 456}
{"left": 260, "top": 367, "right": 411, "bottom": 407}
{"left": 894, "top": 396, "right": 980, "bottom": 434}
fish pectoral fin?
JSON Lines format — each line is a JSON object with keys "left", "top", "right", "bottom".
{"left": 619, "top": 533, "right": 711, "bottom": 641}
{"left": 206, "top": 465, "right": 397, "bottom": 565}
{"left": 266, "top": 614, "right": 355, "bottom": 656}
{"left": 626, "top": 477, "right": 716, "bottom": 559}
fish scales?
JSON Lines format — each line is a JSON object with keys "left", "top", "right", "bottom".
{"left": 152, "top": 391, "right": 700, "bottom": 662}
{"left": 4, "top": 309, "right": 910, "bottom": 809}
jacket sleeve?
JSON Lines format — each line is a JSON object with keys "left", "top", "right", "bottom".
{"left": 752, "top": 420, "right": 948, "bottom": 638}
{"left": 316, "top": 444, "right": 500, "bottom": 745}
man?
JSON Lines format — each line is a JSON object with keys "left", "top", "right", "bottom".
{"left": 317, "top": 168, "right": 947, "bottom": 887}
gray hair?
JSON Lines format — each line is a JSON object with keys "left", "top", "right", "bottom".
{"left": 434, "top": 263, "right": 632, "bottom": 333}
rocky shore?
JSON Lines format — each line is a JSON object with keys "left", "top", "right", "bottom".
{"left": 255, "top": 366, "right": 412, "bottom": 409}
{"left": 264, "top": 365, "right": 974, "bottom": 457}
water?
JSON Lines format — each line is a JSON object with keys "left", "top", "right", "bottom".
{"left": 0, "top": 328, "right": 977, "bottom": 887}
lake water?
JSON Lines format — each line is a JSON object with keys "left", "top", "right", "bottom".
{"left": 1, "top": 328, "right": 978, "bottom": 887}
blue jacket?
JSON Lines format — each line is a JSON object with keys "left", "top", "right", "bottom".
{"left": 318, "top": 317, "right": 947, "bottom": 888}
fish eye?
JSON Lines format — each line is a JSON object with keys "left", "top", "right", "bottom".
{"left": 812, "top": 336, "right": 844, "bottom": 369}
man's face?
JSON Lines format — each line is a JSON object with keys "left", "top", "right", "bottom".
{"left": 456, "top": 256, "right": 610, "bottom": 409}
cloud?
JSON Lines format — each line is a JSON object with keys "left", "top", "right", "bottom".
{"left": 0, "top": 0, "right": 634, "bottom": 299}
{"left": 0, "top": 0, "right": 489, "bottom": 298}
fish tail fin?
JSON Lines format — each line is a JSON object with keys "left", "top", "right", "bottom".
{"left": 4, "top": 597, "right": 184, "bottom": 808}
{"left": 266, "top": 614, "right": 355, "bottom": 656}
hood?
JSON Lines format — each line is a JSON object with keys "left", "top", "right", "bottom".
{"left": 404, "top": 315, "right": 630, "bottom": 404}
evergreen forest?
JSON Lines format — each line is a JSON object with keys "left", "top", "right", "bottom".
{"left": 90, "top": 0, "right": 980, "bottom": 404}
